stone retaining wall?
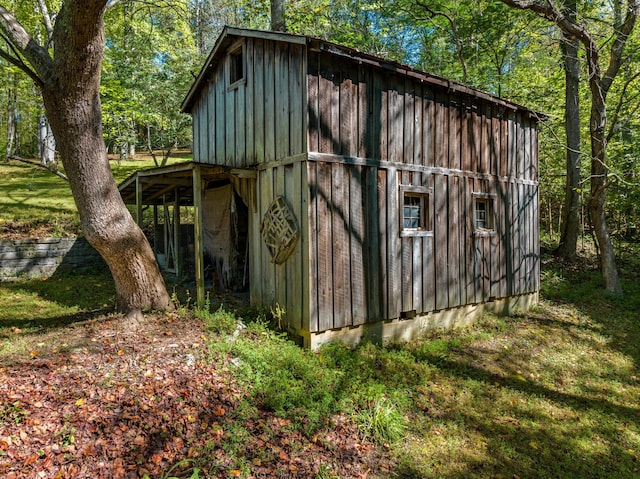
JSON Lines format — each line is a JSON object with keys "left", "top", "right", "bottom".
{"left": 0, "top": 238, "right": 105, "bottom": 281}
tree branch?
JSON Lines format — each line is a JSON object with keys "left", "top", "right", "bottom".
{"left": 0, "top": 42, "right": 43, "bottom": 86}
{"left": 9, "top": 155, "right": 68, "bottom": 182}
{"left": 0, "top": 6, "right": 53, "bottom": 84}
{"left": 606, "top": 69, "right": 640, "bottom": 142}
{"left": 37, "top": 0, "right": 54, "bottom": 46}
{"left": 601, "top": 0, "right": 640, "bottom": 93}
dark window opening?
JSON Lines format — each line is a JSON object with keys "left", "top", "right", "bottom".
{"left": 229, "top": 48, "right": 244, "bottom": 85}
{"left": 474, "top": 197, "right": 495, "bottom": 231}
{"left": 402, "top": 192, "right": 430, "bottom": 231}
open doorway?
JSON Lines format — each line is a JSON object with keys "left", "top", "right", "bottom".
{"left": 202, "top": 182, "right": 249, "bottom": 292}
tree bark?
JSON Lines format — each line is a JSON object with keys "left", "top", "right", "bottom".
{"left": 556, "top": 0, "right": 581, "bottom": 261}
{"left": 499, "top": 0, "right": 633, "bottom": 295}
{"left": 5, "top": 71, "right": 16, "bottom": 160}
{"left": 271, "top": 0, "right": 286, "bottom": 32}
{"left": 0, "top": 1, "right": 173, "bottom": 317}
{"left": 588, "top": 90, "right": 623, "bottom": 294}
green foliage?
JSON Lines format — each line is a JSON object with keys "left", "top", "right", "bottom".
{"left": 355, "top": 396, "right": 406, "bottom": 444}
{"left": 211, "top": 319, "right": 343, "bottom": 433}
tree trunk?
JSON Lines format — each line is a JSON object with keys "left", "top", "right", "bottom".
{"left": 41, "top": 1, "right": 172, "bottom": 318}
{"left": 38, "top": 113, "right": 56, "bottom": 165}
{"left": 271, "top": 0, "right": 286, "bottom": 32}
{"left": 588, "top": 93, "right": 623, "bottom": 294}
{"left": 556, "top": 1, "right": 581, "bottom": 261}
{"left": 5, "top": 72, "right": 16, "bottom": 160}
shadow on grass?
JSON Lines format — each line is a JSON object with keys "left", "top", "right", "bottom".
{"left": 0, "top": 266, "right": 115, "bottom": 331}
{"left": 540, "top": 248, "right": 640, "bottom": 368}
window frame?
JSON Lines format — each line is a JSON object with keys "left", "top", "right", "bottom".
{"left": 472, "top": 192, "right": 497, "bottom": 236}
{"left": 399, "top": 185, "right": 433, "bottom": 237}
{"left": 227, "top": 42, "right": 246, "bottom": 89}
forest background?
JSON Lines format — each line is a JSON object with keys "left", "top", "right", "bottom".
{"left": 2, "top": 0, "right": 639, "bottom": 268}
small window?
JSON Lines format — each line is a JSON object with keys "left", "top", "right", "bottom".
{"left": 401, "top": 190, "right": 431, "bottom": 232}
{"left": 229, "top": 47, "right": 244, "bottom": 86}
{"left": 474, "top": 196, "right": 495, "bottom": 231}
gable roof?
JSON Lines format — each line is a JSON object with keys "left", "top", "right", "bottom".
{"left": 181, "top": 26, "right": 545, "bottom": 120}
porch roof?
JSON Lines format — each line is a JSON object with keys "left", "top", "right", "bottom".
{"left": 118, "top": 162, "right": 241, "bottom": 206}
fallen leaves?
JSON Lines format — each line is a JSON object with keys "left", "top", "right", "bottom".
{"left": 0, "top": 313, "right": 387, "bottom": 478}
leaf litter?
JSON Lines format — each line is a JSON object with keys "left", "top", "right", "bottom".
{"left": 0, "top": 313, "right": 388, "bottom": 478}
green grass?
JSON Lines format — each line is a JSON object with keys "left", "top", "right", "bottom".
{"left": 199, "top": 247, "right": 640, "bottom": 478}
{"left": 0, "top": 155, "right": 190, "bottom": 238}
{"left": 1, "top": 251, "right": 638, "bottom": 477}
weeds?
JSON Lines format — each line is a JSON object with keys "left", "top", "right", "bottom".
{"left": 355, "top": 396, "right": 406, "bottom": 444}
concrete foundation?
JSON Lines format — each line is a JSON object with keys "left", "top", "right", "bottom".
{"left": 301, "top": 292, "right": 538, "bottom": 350}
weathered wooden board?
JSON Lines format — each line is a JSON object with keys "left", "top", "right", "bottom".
{"left": 275, "top": 44, "right": 290, "bottom": 160}
{"left": 435, "top": 174, "right": 448, "bottom": 310}
{"left": 253, "top": 39, "right": 266, "bottom": 163}
{"left": 385, "top": 167, "right": 398, "bottom": 318}
{"left": 307, "top": 162, "right": 319, "bottom": 332}
{"left": 375, "top": 166, "right": 388, "bottom": 319}
{"left": 401, "top": 171, "right": 412, "bottom": 312}
{"left": 316, "top": 162, "right": 334, "bottom": 331}
{"left": 350, "top": 164, "right": 367, "bottom": 325}
{"left": 264, "top": 41, "right": 276, "bottom": 163}
{"left": 366, "top": 166, "right": 381, "bottom": 320}
{"left": 331, "top": 162, "right": 351, "bottom": 328}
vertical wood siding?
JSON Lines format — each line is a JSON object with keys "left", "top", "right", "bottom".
{"left": 190, "top": 36, "right": 539, "bottom": 336}
{"left": 191, "top": 38, "right": 307, "bottom": 167}
{"left": 251, "top": 161, "right": 309, "bottom": 332}
{"left": 306, "top": 50, "right": 540, "bottom": 331}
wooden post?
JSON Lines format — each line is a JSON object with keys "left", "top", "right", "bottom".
{"left": 193, "top": 164, "right": 205, "bottom": 309}
{"left": 173, "top": 190, "right": 181, "bottom": 277}
{"left": 153, "top": 204, "right": 158, "bottom": 254}
{"left": 135, "top": 177, "right": 143, "bottom": 227}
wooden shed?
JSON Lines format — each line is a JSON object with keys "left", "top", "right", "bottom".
{"left": 156, "top": 26, "right": 542, "bottom": 348}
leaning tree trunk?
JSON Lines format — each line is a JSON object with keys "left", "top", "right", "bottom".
{"left": 588, "top": 93, "right": 622, "bottom": 295}
{"left": 41, "top": 2, "right": 172, "bottom": 318}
